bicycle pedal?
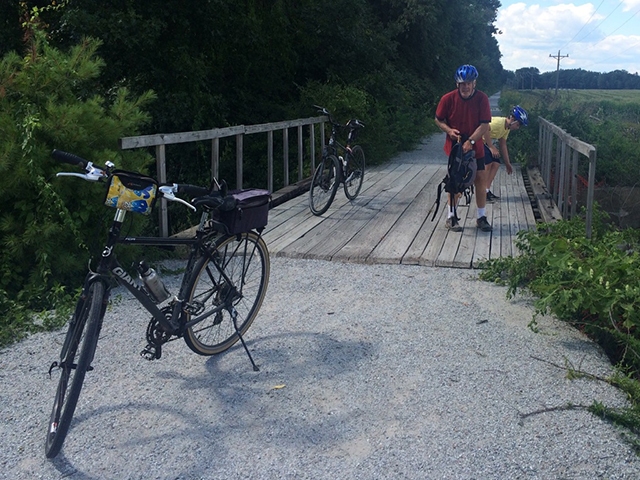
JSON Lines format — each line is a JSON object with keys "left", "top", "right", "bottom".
{"left": 140, "top": 344, "right": 162, "bottom": 361}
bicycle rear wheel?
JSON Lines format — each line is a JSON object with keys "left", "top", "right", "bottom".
{"left": 344, "top": 145, "right": 365, "bottom": 200}
{"left": 309, "top": 155, "right": 340, "bottom": 216}
{"left": 45, "top": 281, "right": 106, "bottom": 458}
{"left": 184, "top": 231, "right": 270, "bottom": 356}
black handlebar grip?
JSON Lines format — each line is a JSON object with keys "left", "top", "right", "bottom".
{"left": 177, "top": 184, "right": 211, "bottom": 197}
{"left": 52, "top": 149, "right": 87, "bottom": 167}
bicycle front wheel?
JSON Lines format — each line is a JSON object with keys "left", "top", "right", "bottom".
{"left": 344, "top": 145, "right": 365, "bottom": 200}
{"left": 184, "top": 231, "right": 270, "bottom": 356}
{"left": 45, "top": 281, "right": 106, "bottom": 458}
{"left": 309, "top": 155, "right": 340, "bottom": 216}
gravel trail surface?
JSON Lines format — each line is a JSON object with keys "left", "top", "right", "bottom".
{"left": 1, "top": 258, "right": 638, "bottom": 480}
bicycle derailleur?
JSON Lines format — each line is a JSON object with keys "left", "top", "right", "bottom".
{"left": 140, "top": 307, "right": 174, "bottom": 361}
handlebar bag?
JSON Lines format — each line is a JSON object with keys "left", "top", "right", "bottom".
{"left": 104, "top": 170, "right": 158, "bottom": 215}
{"left": 213, "top": 189, "right": 270, "bottom": 234}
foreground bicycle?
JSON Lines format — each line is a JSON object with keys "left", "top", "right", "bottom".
{"left": 309, "top": 106, "right": 365, "bottom": 216}
{"left": 44, "top": 150, "right": 270, "bottom": 458}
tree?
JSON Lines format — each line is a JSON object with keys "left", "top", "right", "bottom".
{"left": 0, "top": 24, "right": 154, "bottom": 315}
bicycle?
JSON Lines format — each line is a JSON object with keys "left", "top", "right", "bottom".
{"left": 308, "top": 106, "right": 365, "bottom": 216}
{"left": 44, "top": 150, "right": 270, "bottom": 458}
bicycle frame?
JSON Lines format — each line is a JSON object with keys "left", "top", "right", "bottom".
{"left": 89, "top": 208, "right": 236, "bottom": 336}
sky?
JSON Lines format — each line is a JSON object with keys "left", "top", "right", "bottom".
{"left": 495, "top": 0, "right": 640, "bottom": 74}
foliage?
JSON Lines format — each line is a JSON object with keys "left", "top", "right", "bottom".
{"left": 5, "top": 0, "right": 504, "bottom": 184}
{"left": 480, "top": 208, "right": 640, "bottom": 373}
{"left": 1, "top": 1, "right": 505, "bottom": 345}
{"left": 0, "top": 25, "right": 155, "bottom": 345}
{"left": 480, "top": 209, "right": 640, "bottom": 442}
{"left": 498, "top": 89, "right": 640, "bottom": 188}
{"left": 507, "top": 68, "right": 640, "bottom": 91}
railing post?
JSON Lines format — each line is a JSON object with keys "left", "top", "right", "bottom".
{"left": 586, "top": 149, "right": 597, "bottom": 239}
{"left": 310, "top": 124, "right": 316, "bottom": 173}
{"left": 283, "top": 128, "right": 289, "bottom": 187}
{"left": 297, "top": 125, "right": 303, "bottom": 182}
{"left": 570, "top": 149, "right": 579, "bottom": 218}
{"left": 267, "top": 131, "right": 274, "bottom": 193}
{"left": 236, "top": 133, "right": 243, "bottom": 189}
{"left": 156, "top": 144, "right": 168, "bottom": 237}
{"left": 211, "top": 138, "right": 219, "bottom": 185}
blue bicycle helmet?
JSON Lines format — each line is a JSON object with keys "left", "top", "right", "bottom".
{"left": 512, "top": 105, "right": 529, "bottom": 126}
{"left": 454, "top": 64, "right": 478, "bottom": 83}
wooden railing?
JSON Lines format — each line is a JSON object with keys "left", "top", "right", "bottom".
{"left": 119, "top": 115, "right": 328, "bottom": 236}
{"left": 538, "top": 117, "right": 597, "bottom": 238}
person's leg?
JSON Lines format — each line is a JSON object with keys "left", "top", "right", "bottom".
{"left": 475, "top": 156, "right": 487, "bottom": 210}
{"left": 445, "top": 192, "right": 462, "bottom": 231}
{"left": 486, "top": 160, "right": 499, "bottom": 191}
{"left": 475, "top": 156, "right": 492, "bottom": 231}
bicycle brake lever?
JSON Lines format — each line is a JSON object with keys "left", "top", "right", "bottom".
{"left": 56, "top": 172, "right": 105, "bottom": 182}
{"left": 159, "top": 186, "right": 197, "bottom": 211}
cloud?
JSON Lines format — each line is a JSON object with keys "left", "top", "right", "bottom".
{"left": 496, "top": 2, "right": 640, "bottom": 73}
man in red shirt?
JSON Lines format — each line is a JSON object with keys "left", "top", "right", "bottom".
{"left": 435, "top": 64, "right": 492, "bottom": 232}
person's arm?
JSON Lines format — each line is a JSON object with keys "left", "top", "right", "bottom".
{"left": 483, "top": 126, "right": 500, "bottom": 158}
{"left": 435, "top": 117, "right": 460, "bottom": 142}
{"left": 462, "top": 122, "right": 489, "bottom": 153}
{"left": 498, "top": 137, "right": 513, "bottom": 174}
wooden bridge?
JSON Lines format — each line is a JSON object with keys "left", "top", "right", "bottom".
{"left": 262, "top": 139, "right": 537, "bottom": 269}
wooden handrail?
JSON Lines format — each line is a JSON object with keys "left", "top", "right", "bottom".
{"left": 119, "top": 115, "right": 328, "bottom": 236}
{"left": 538, "top": 117, "right": 597, "bottom": 238}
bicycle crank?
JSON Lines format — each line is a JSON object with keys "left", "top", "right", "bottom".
{"left": 141, "top": 308, "right": 173, "bottom": 360}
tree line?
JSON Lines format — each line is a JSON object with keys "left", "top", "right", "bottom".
{"left": 507, "top": 67, "right": 640, "bottom": 90}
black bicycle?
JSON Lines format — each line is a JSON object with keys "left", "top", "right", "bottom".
{"left": 309, "top": 106, "right": 365, "bottom": 216}
{"left": 44, "top": 150, "right": 270, "bottom": 458}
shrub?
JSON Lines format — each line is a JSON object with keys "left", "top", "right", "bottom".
{"left": 0, "top": 28, "right": 155, "bottom": 345}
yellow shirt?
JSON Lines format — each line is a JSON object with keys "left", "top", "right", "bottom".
{"left": 487, "top": 117, "right": 510, "bottom": 143}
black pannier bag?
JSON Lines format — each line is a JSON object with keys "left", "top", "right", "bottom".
{"left": 213, "top": 189, "right": 271, "bottom": 234}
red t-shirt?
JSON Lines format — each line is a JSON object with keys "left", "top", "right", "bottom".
{"left": 435, "top": 89, "right": 491, "bottom": 159}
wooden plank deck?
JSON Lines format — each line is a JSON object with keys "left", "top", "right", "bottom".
{"left": 263, "top": 155, "right": 537, "bottom": 269}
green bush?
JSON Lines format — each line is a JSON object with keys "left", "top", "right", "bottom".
{"left": 0, "top": 28, "right": 155, "bottom": 345}
{"left": 498, "top": 89, "right": 640, "bottom": 187}
{"left": 480, "top": 207, "right": 640, "bottom": 372}
{"left": 480, "top": 207, "right": 640, "bottom": 442}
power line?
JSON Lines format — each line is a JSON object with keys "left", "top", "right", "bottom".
{"left": 590, "top": 7, "right": 640, "bottom": 48}
{"left": 560, "top": 0, "right": 606, "bottom": 51}
{"left": 573, "top": 0, "right": 624, "bottom": 44}
{"left": 581, "top": 39, "right": 640, "bottom": 71}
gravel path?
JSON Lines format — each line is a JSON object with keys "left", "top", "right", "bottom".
{"left": 1, "top": 257, "right": 639, "bottom": 480}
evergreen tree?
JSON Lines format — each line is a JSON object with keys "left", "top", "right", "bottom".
{"left": 0, "top": 22, "right": 154, "bottom": 318}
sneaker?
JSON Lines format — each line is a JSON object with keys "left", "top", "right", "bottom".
{"left": 486, "top": 191, "right": 500, "bottom": 203}
{"left": 476, "top": 216, "right": 493, "bottom": 232}
{"left": 445, "top": 217, "right": 462, "bottom": 232}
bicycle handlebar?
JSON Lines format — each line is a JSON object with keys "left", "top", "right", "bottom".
{"left": 52, "top": 149, "right": 89, "bottom": 167}
{"left": 313, "top": 106, "right": 365, "bottom": 130}
{"left": 52, "top": 150, "right": 232, "bottom": 212}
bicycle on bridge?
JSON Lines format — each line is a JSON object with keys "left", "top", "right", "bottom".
{"left": 308, "top": 106, "right": 365, "bottom": 216}
{"left": 44, "top": 150, "right": 270, "bottom": 458}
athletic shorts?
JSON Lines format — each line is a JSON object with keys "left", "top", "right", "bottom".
{"left": 483, "top": 144, "right": 501, "bottom": 165}
{"left": 476, "top": 155, "right": 486, "bottom": 171}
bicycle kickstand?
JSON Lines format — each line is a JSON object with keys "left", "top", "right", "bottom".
{"left": 230, "top": 307, "right": 260, "bottom": 372}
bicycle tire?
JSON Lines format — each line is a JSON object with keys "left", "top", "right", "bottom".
{"left": 344, "top": 145, "right": 365, "bottom": 200}
{"left": 45, "top": 281, "right": 106, "bottom": 458}
{"left": 309, "top": 155, "right": 340, "bottom": 216}
{"left": 184, "top": 231, "right": 270, "bottom": 356}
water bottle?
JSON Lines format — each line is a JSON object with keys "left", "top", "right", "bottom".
{"left": 138, "top": 261, "right": 171, "bottom": 303}
{"left": 339, "top": 155, "right": 346, "bottom": 167}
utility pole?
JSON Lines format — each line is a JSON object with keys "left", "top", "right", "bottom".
{"left": 550, "top": 50, "right": 569, "bottom": 96}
